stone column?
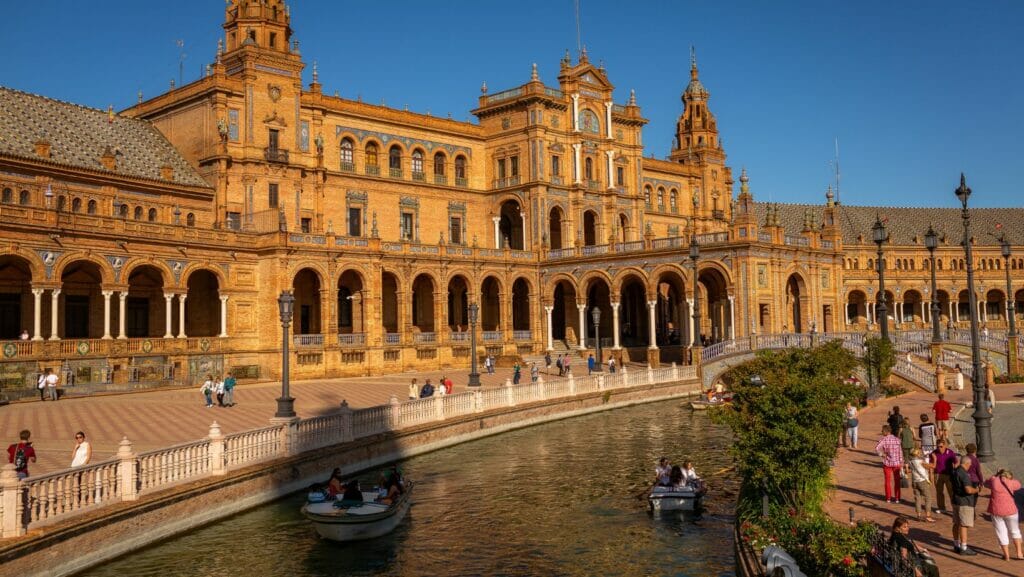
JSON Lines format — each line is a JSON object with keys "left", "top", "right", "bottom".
{"left": 688, "top": 301, "right": 695, "bottom": 346}
{"left": 48, "top": 288, "right": 61, "bottom": 340}
{"left": 117, "top": 437, "right": 138, "bottom": 502}
{"left": 611, "top": 302, "right": 621, "bottom": 349}
{"left": 952, "top": 301, "right": 958, "bottom": 323}
{"left": 577, "top": 303, "right": 587, "bottom": 349}
{"left": 31, "top": 288, "right": 44, "bottom": 341}
{"left": 978, "top": 299, "right": 984, "bottom": 324}
{"left": 208, "top": 422, "right": 225, "bottom": 476}
{"left": 1, "top": 465, "right": 24, "bottom": 537}
{"left": 118, "top": 292, "right": 128, "bottom": 339}
{"left": 101, "top": 290, "right": 113, "bottom": 339}
{"left": 572, "top": 143, "right": 582, "bottom": 184}
{"left": 844, "top": 300, "right": 850, "bottom": 326}
{"left": 219, "top": 295, "right": 229, "bottom": 337}
{"left": 647, "top": 300, "right": 657, "bottom": 349}
{"left": 492, "top": 216, "right": 501, "bottom": 249}
{"left": 544, "top": 305, "right": 554, "bottom": 351}
{"left": 163, "top": 293, "right": 175, "bottom": 338}
{"left": 728, "top": 295, "right": 736, "bottom": 340}
{"left": 571, "top": 93, "right": 580, "bottom": 131}
{"left": 177, "top": 294, "right": 187, "bottom": 338}
{"left": 519, "top": 212, "right": 527, "bottom": 249}
{"left": 605, "top": 149, "right": 614, "bottom": 188}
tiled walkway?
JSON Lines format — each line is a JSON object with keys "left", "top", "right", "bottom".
{"left": 1, "top": 363, "right": 590, "bottom": 476}
{"left": 825, "top": 381, "right": 1024, "bottom": 576}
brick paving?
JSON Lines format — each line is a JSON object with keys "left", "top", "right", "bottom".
{"left": 0, "top": 361, "right": 603, "bottom": 477}
{"left": 825, "top": 381, "right": 1024, "bottom": 576}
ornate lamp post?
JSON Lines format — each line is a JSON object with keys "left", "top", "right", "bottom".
{"left": 275, "top": 290, "right": 296, "bottom": 419}
{"left": 690, "top": 234, "right": 702, "bottom": 362}
{"left": 925, "top": 226, "right": 941, "bottom": 343}
{"left": 591, "top": 306, "right": 602, "bottom": 372}
{"left": 956, "top": 174, "right": 993, "bottom": 462}
{"left": 872, "top": 216, "right": 890, "bottom": 343}
{"left": 1001, "top": 234, "right": 1017, "bottom": 338}
{"left": 468, "top": 302, "right": 481, "bottom": 387}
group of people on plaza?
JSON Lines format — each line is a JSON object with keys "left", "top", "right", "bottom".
{"left": 199, "top": 373, "right": 237, "bottom": 407}
{"left": 6, "top": 429, "right": 94, "bottom": 480}
{"left": 408, "top": 376, "right": 454, "bottom": 399}
{"left": 867, "top": 391, "right": 1023, "bottom": 562}
{"left": 36, "top": 367, "right": 60, "bottom": 401}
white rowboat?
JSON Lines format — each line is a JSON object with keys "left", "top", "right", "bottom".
{"left": 301, "top": 482, "right": 413, "bottom": 541}
{"left": 648, "top": 481, "right": 705, "bottom": 512}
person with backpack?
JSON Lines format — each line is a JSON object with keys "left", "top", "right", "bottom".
{"left": 7, "top": 429, "right": 37, "bottom": 479}
{"left": 544, "top": 352, "right": 552, "bottom": 374}
{"left": 37, "top": 371, "right": 46, "bottom": 401}
{"left": 556, "top": 354, "right": 564, "bottom": 376}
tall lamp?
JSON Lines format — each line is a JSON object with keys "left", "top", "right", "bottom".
{"left": 956, "top": 174, "right": 993, "bottom": 462}
{"left": 924, "top": 226, "right": 941, "bottom": 343}
{"left": 591, "top": 306, "right": 602, "bottom": 372}
{"left": 872, "top": 216, "right": 890, "bottom": 342}
{"left": 275, "top": 290, "right": 296, "bottom": 418}
{"left": 689, "top": 235, "right": 702, "bottom": 362}
{"left": 1001, "top": 234, "right": 1017, "bottom": 338}
{"left": 468, "top": 302, "right": 481, "bottom": 387}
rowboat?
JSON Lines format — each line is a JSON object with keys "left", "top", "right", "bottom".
{"left": 301, "top": 482, "right": 413, "bottom": 541}
{"left": 648, "top": 480, "right": 706, "bottom": 512}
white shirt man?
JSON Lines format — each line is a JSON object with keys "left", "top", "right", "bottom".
{"left": 44, "top": 370, "right": 59, "bottom": 401}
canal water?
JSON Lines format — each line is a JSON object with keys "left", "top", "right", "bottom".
{"left": 81, "top": 400, "right": 737, "bottom": 577}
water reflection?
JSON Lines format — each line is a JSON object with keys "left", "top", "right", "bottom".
{"left": 81, "top": 399, "right": 736, "bottom": 577}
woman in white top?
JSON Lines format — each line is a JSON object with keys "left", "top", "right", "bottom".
{"left": 844, "top": 402, "right": 859, "bottom": 449}
{"left": 71, "top": 431, "right": 92, "bottom": 468}
{"left": 907, "top": 448, "right": 935, "bottom": 522}
{"left": 681, "top": 460, "right": 699, "bottom": 482}
{"left": 655, "top": 457, "right": 671, "bottom": 486}
{"left": 954, "top": 366, "right": 964, "bottom": 390}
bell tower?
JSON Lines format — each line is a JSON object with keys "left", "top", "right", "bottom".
{"left": 222, "top": 0, "right": 300, "bottom": 70}
{"left": 668, "top": 48, "right": 723, "bottom": 167}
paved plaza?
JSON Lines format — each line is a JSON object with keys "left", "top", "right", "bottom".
{"left": 1, "top": 363, "right": 584, "bottom": 476}
{"left": 826, "top": 381, "right": 1024, "bottom": 576}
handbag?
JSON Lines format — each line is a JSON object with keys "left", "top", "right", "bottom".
{"left": 847, "top": 418, "right": 859, "bottom": 428}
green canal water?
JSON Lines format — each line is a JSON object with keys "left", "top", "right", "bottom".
{"left": 81, "top": 399, "right": 737, "bottom": 577}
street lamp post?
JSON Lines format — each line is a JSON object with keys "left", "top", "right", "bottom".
{"left": 591, "top": 306, "right": 602, "bottom": 372}
{"left": 690, "top": 235, "right": 702, "bottom": 363}
{"left": 925, "top": 225, "right": 941, "bottom": 343}
{"left": 956, "top": 174, "right": 993, "bottom": 462}
{"left": 468, "top": 302, "right": 481, "bottom": 386}
{"left": 872, "top": 216, "right": 890, "bottom": 343}
{"left": 1001, "top": 235, "right": 1017, "bottom": 338}
{"left": 275, "top": 290, "right": 296, "bottom": 419}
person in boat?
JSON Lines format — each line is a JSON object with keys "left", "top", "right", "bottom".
{"left": 668, "top": 465, "right": 686, "bottom": 488}
{"left": 341, "top": 479, "right": 363, "bottom": 503}
{"left": 377, "top": 469, "right": 404, "bottom": 505}
{"left": 681, "top": 460, "right": 699, "bottom": 483}
{"left": 307, "top": 483, "right": 329, "bottom": 503}
{"left": 326, "top": 468, "right": 345, "bottom": 499}
{"left": 655, "top": 457, "right": 672, "bottom": 486}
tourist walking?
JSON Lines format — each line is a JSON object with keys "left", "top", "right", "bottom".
{"left": 36, "top": 371, "right": 46, "bottom": 401}
{"left": 223, "top": 371, "right": 236, "bottom": 407}
{"left": 918, "top": 414, "right": 936, "bottom": 455}
{"left": 563, "top": 355, "right": 572, "bottom": 375}
{"left": 443, "top": 375, "right": 453, "bottom": 395}
{"left": 887, "top": 406, "right": 905, "bottom": 435}
{"left": 875, "top": 425, "right": 903, "bottom": 503}
{"left": 844, "top": 402, "right": 859, "bottom": 449}
{"left": 71, "top": 431, "right": 92, "bottom": 468}
{"left": 608, "top": 357, "right": 616, "bottom": 373}
{"left": 436, "top": 377, "right": 446, "bottom": 396}
{"left": 215, "top": 377, "right": 226, "bottom": 407}
{"left": 556, "top": 354, "right": 564, "bottom": 376}
{"left": 984, "top": 468, "right": 1024, "bottom": 561}
{"left": 907, "top": 449, "right": 935, "bottom": 522}
{"left": 483, "top": 356, "right": 492, "bottom": 375}
{"left": 929, "top": 439, "right": 956, "bottom": 514}
{"left": 513, "top": 362, "right": 522, "bottom": 385}
{"left": 419, "top": 379, "right": 435, "bottom": 398}
{"left": 932, "top": 393, "right": 951, "bottom": 442}
{"left": 201, "top": 375, "right": 215, "bottom": 408}
{"left": 951, "top": 455, "right": 980, "bottom": 555}
{"left": 408, "top": 378, "right": 419, "bottom": 400}
{"left": 898, "top": 421, "right": 916, "bottom": 475}
{"left": 984, "top": 383, "right": 996, "bottom": 415}
{"left": 953, "top": 365, "right": 964, "bottom": 390}
{"left": 531, "top": 362, "right": 539, "bottom": 383}
{"left": 44, "top": 367, "right": 60, "bottom": 401}
{"left": 487, "top": 355, "right": 495, "bottom": 374}
{"left": 587, "top": 353, "right": 596, "bottom": 375}
{"left": 6, "top": 430, "right": 36, "bottom": 479}
{"left": 544, "top": 352, "right": 552, "bottom": 374}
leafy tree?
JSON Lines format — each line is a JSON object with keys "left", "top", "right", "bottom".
{"left": 862, "top": 337, "right": 895, "bottom": 398}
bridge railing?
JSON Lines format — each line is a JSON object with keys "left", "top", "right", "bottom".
{"left": 0, "top": 362, "right": 696, "bottom": 538}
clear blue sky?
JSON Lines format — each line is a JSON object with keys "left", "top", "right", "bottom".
{"left": 3, "top": 1, "right": 1021, "bottom": 208}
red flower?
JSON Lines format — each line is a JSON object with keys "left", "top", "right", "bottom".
{"left": 842, "top": 556, "right": 853, "bottom": 566}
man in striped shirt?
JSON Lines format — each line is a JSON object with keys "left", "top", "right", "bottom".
{"left": 875, "top": 425, "right": 904, "bottom": 503}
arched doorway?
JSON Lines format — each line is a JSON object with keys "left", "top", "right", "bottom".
{"left": 185, "top": 270, "right": 220, "bottom": 337}
{"left": 584, "top": 277, "right": 611, "bottom": 350}
{"left": 126, "top": 265, "right": 165, "bottom": 338}
{"left": 1015, "top": 289, "right": 1024, "bottom": 325}
{"left": 957, "top": 290, "right": 971, "bottom": 324}
{"left": 410, "top": 274, "right": 435, "bottom": 333}
{"left": 618, "top": 213, "right": 629, "bottom": 243}
{"left": 985, "top": 289, "right": 1005, "bottom": 325}
{"left": 480, "top": 276, "right": 502, "bottom": 331}
{"left": 446, "top": 275, "right": 469, "bottom": 331}
{"left": 337, "top": 270, "right": 365, "bottom": 339}
{"left": 380, "top": 272, "right": 399, "bottom": 337}
{"left": 60, "top": 260, "right": 104, "bottom": 339}
{"left": 582, "top": 210, "right": 598, "bottom": 246}
{"left": 655, "top": 271, "right": 687, "bottom": 346}
{"left": 783, "top": 274, "right": 805, "bottom": 334}
{"left": 292, "top": 269, "right": 322, "bottom": 336}
{"left": 847, "top": 290, "right": 867, "bottom": 326}
{"left": 618, "top": 275, "right": 648, "bottom": 347}
{"left": 551, "top": 280, "right": 578, "bottom": 345}
{"left": 699, "top": 269, "right": 731, "bottom": 341}
{"left": 902, "top": 290, "right": 923, "bottom": 325}
{"left": 511, "top": 278, "right": 530, "bottom": 332}
{"left": 0, "top": 255, "right": 34, "bottom": 339}
{"left": 548, "top": 207, "right": 564, "bottom": 250}
{"left": 935, "top": 290, "right": 951, "bottom": 325}
{"left": 499, "top": 200, "right": 524, "bottom": 250}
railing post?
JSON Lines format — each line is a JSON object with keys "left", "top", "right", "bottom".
{"left": 935, "top": 364, "right": 946, "bottom": 395}
{"left": 537, "top": 375, "right": 545, "bottom": 399}
{"left": 388, "top": 395, "right": 401, "bottom": 430}
{"left": 434, "top": 395, "right": 444, "bottom": 419}
{"left": 568, "top": 373, "right": 575, "bottom": 395}
{"left": 597, "top": 374, "right": 605, "bottom": 390}
{"left": 474, "top": 389, "right": 483, "bottom": 413}
{"left": 208, "top": 421, "right": 226, "bottom": 476}
{"left": 505, "top": 378, "right": 515, "bottom": 406}
{"left": 647, "top": 364, "right": 654, "bottom": 384}
{"left": 672, "top": 362, "right": 679, "bottom": 380}
{"left": 337, "top": 400, "right": 354, "bottom": 443}
{"left": 117, "top": 437, "right": 138, "bottom": 502}
{"left": 270, "top": 415, "right": 300, "bottom": 456}
{"left": 1, "top": 464, "right": 24, "bottom": 538}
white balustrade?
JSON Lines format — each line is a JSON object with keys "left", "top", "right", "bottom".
{"left": 22, "top": 459, "right": 120, "bottom": 528}
{"left": 224, "top": 426, "right": 281, "bottom": 467}
{"left": 482, "top": 331, "right": 503, "bottom": 342}
{"left": 413, "top": 332, "right": 437, "bottom": 344}
{"left": 337, "top": 333, "right": 366, "bottom": 346}
{"left": 136, "top": 440, "right": 211, "bottom": 493}
{"left": 293, "top": 334, "right": 324, "bottom": 347}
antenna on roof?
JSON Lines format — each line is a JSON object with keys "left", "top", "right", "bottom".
{"left": 176, "top": 39, "right": 186, "bottom": 88}
{"left": 834, "top": 137, "right": 841, "bottom": 205}
{"left": 575, "top": 0, "right": 582, "bottom": 58}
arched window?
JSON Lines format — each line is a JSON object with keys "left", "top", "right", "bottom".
{"left": 411, "top": 149, "right": 424, "bottom": 175}
{"left": 118, "top": 203, "right": 129, "bottom": 218}
{"left": 56, "top": 196, "right": 66, "bottom": 211}
{"left": 148, "top": 208, "right": 158, "bottom": 222}
{"left": 339, "top": 138, "right": 354, "bottom": 167}
{"left": 134, "top": 206, "right": 143, "bottom": 220}
{"left": 71, "top": 198, "right": 82, "bottom": 212}
{"left": 584, "top": 157, "right": 593, "bottom": 181}
{"left": 454, "top": 155, "right": 467, "bottom": 182}
{"left": 19, "top": 190, "right": 29, "bottom": 205}
{"left": 87, "top": 200, "right": 97, "bottom": 214}
{"left": 657, "top": 187, "right": 665, "bottom": 208}
{"left": 434, "top": 152, "right": 446, "bottom": 177}
{"left": 644, "top": 185, "right": 652, "bottom": 206}
{"left": 365, "top": 143, "right": 378, "bottom": 166}
{"left": 186, "top": 213, "right": 195, "bottom": 227}
{"left": 867, "top": 259, "right": 874, "bottom": 270}
{"left": 669, "top": 189, "right": 678, "bottom": 211}
{"left": 578, "top": 109, "right": 599, "bottom": 133}
{"left": 1, "top": 188, "right": 11, "bottom": 203}
{"left": 388, "top": 145, "right": 402, "bottom": 170}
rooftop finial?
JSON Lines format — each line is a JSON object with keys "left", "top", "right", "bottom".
{"left": 628, "top": 89, "right": 636, "bottom": 106}
{"left": 580, "top": 45, "right": 588, "bottom": 62}
{"left": 690, "top": 46, "right": 698, "bottom": 80}
{"left": 312, "top": 60, "right": 319, "bottom": 83}
{"left": 216, "top": 38, "right": 223, "bottom": 61}
{"left": 137, "top": 90, "right": 143, "bottom": 104}
{"left": 825, "top": 184, "right": 835, "bottom": 205}
{"left": 481, "top": 81, "right": 488, "bottom": 94}
{"left": 531, "top": 62, "right": 538, "bottom": 81}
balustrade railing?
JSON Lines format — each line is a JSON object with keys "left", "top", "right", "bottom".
{"left": 293, "top": 334, "right": 324, "bottom": 348}
{"left": 337, "top": 333, "right": 366, "bottom": 346}
{"left": 513, "top": 330, "right": 532, "bottom": 341}
{"left": 580, "top": 244, "right": 608, "bottom": 256}
{"left": 482, "top": 331, "right": 502, "bottom": 342}
{"left": 413, "top": 332, "right": 437, "bottom": 344}
{"left": 449, "top": 331, "right": 470, "bottom": 343}
{"left": 651, "top": 236, "right": 686, "bottom": 249}
{"left": 136, "top": 439, "right": 211, "bottom": 493}
{"left": 615, "top": 240, "right": 645, "bottom": 252}
{"left": 547, "top": 247, "right": 575, "bottom": 259}
{"left": 21, "top": 459, "right": 120, "bottom": 528}
{"left": 384, "top": 332, "right": 400, "bottom": 345}
{"left": 224, "top": 426, "right": 281, "bottom": 467}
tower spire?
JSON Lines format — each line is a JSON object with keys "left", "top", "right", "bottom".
{"left": 690, "top": 45, "right": 698, "bottom": 79}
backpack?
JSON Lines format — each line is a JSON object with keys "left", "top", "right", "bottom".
{"left": 13, "top": 444, "right": 27, "bottom": 470}
{"left": 556, "top": 358, "right": 563, "bottom": 369}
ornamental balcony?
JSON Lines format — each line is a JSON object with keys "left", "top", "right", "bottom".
{"left": 264, "top": 147, "right": 289, "bottom": 164}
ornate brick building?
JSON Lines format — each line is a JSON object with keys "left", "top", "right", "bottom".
{"left": 1, "top": 0, "right": 1021, "bottom": 393}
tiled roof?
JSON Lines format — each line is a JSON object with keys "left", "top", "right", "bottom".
{"left": 0, "top": 87, "right": 209, "bottom": 188}
{"left": 753, "top": 202, "right": 1024, "bottom": 247}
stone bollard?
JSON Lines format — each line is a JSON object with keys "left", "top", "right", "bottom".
{"left": 672, "top": 362, "right": 679, "bottom": 380}
{"left": 621, "top": 364, "right": 628, "bottom": 375}
{"left": 117, "top": 437, "right": 138, "bottom": 502}
{"left": 339, "top": 400, "right": 353, "bottom": 443}
{"left": 208, "top": 421, "right": 226, "bottom": 476}
{"left": 568, "top": 373, "right": 575, "bottom": 395}
{"left": 474, "top": 389, "right": 484, "bottom": 413}
{"left": 935, "top": 364, "right": 946, "bottom": 395}
{"left": 434, "top": 394, "right": 445, "bottom": 419}
{"left": 388, "top": 395, "right": 401, "bottom": 430}
{"left": 505, "top": 378, "right": 516, "bottom": 406}
{"left": 647, "top": 364, "right": 654, "bottom": 384}
{"left": 597, "top": 374, "right": 605, "bottom": 391}
{"left": 1, "top": 464, "right": 24, "bottom": 537}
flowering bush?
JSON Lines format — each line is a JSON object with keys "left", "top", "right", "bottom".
{"left": 995, "top": 373, "right": 1023, "bottom": 384}
{"left": 745, "top": 509, "right": 875, "bottom": 577}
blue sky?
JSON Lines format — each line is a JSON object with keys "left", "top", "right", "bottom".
{"left": 3, "top": 1, "right": 1022, "bottom": 207}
